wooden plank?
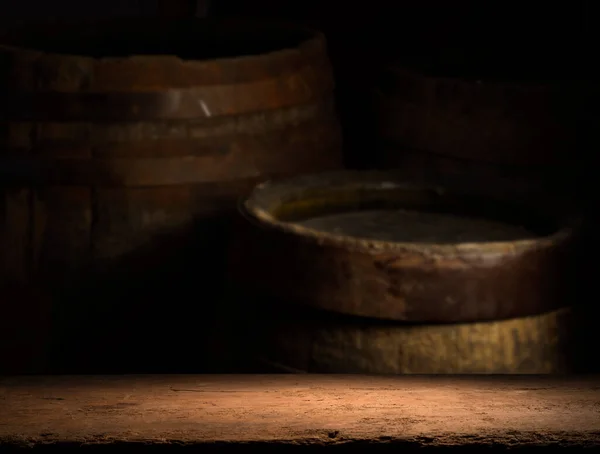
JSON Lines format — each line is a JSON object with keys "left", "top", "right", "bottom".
{"left": 0, "top": 375, "right": 599, "bottom": 449}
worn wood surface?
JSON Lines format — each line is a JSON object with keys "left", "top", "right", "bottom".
{"left": 0, "top": 375, "right": 599, "bottom": 450}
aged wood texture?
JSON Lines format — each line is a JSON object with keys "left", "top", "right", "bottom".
{"left": 245, "top": 305, "right": 572, "bottom": 374}
{"left": 231, "top": 171, "right": 577, "bottom": 324}
{"left": 0, "top": 18, "right": 342, "bottom": 374}
{"left": 0, "top": 375, "right": 599, "bottom": 450}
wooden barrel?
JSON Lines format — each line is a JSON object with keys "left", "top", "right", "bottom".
{"left": 371, "top": 65, "right": 582, "bottom": 197}
{"left": 364, "top": 2, "right": 583, "bottom": 179}
{"left": 222, "top": 170, "right": 579, "bottom": 373}
{"left": 0, "top": 18, "right": 342, "bottom": 373}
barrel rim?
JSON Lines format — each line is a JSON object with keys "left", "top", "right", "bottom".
{"left": 0, "top": 17, "right": 326, "bottom": 67}
{"left": 241, "top": 169, "right": 578, "bottom": 256}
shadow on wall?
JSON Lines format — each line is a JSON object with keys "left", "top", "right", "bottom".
{"left": 0, "top": 157, "right": 241, "bottom": 375}
{"left": 0, "top": 0, "right": 156, "bottom": 26}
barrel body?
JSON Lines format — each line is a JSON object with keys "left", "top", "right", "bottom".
{"left": 253, "top": 305, "right": 572, "bottom": 374}
{"left": 0, "top": 18, "right": 343, "bottom": 373}
{"left": 371, "top": 67, "right": 582, "bottom": 199}
{"left": 214, "top": 292, "right": 573, "bottom": 374}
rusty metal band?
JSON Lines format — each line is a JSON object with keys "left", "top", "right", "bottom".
{"left": 0, "top": 132, "right": 340, "bottom": 187}
{"left": 0, "top": 68, "right": 333, "bottom": 121}
{"left": 0, "top": 98, "right": 342, "bottom": 186}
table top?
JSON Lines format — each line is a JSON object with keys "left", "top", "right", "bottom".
{"left": 1, "top": 375, "right": 599, "bottom": 450}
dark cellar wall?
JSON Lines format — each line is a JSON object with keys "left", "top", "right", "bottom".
{"left": 0, "top": 0, "right": 157, "bottom": 26}
{"left": 208, "top": 0, "right": 586, "bottom": 43}
{"left": 0, "top": 0, "right": 588, "bottom": 35}
{"left": 0, "top": 0, "right": 211, "bottom": 26}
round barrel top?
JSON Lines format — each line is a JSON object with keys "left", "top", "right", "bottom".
{"left": 243, "top": 170, "right": 576, "bottom": 255}
{"left": 235, "top": 170, "right": 579, "bottom": 323}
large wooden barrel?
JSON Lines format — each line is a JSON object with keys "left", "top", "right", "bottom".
{"left": 223, "top": 170, "right": 579, "bottom": 373}
{"left": 0, "top": 18, "right": 343, "bottom": 373}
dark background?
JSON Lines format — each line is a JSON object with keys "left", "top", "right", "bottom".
{"left": 0, "top": 0, "right": 596, "bottom": 375}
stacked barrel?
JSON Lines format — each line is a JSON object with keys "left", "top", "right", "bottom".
{"left": 0, "top": 17, "right": 343, "bottom": 373}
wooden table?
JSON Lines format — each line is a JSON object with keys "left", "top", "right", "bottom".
{"left": 1, "top": 375, "right": 599, "bottom": 451}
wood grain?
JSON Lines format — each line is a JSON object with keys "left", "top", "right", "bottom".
{"left": 0, "top": 375, "right": 599, "bottom": 449}
{"left": 253, "top": 308, "right": 572, "bottom": 374}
